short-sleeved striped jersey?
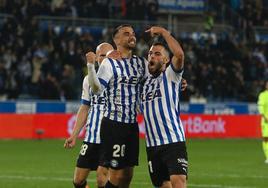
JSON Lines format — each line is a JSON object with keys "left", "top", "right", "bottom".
{"left": 97, "top": 56, "right": 148, "bottom": 124}
{"left": 140, "top": 64, "right": 185, "bottom": 147}
{"left": 81, "top": 75, "right": 105, "bottom": 144}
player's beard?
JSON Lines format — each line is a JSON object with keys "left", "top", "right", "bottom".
{"left": 149, "top": 60, "right": 163, "bottom": 78}
{"left": 127, "top": 38, "right": 136, "bottom": 50}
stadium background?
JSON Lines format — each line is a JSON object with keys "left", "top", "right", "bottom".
{"left": 0, "top": 0, "right": 268, "bottom": 187}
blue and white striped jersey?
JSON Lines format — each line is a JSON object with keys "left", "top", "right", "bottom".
{"left": 97, "top": 56, "right": 148, "bottom": 124}
{"left": 81, "top": 75, "right": 105, "bottom": 144}
{"left": 141, "top": 64, "right": 185, "bottom": 147}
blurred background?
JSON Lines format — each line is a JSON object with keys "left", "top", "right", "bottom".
{"left": 0, "top": 1, "right": 268, "bottom": 187}
{"left": 0, "top": 0, "right": 267, "bottom": 102}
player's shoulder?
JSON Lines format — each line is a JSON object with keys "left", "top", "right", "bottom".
{"left": 258, "top": 91, "right": 267, "bottom": 101}
{"left": 101, "top": 57, "right": 112, "bottom": 64}
{"left": 263, "top": 91, "right": 268, "bottom": 98}
{"left": 165, "top": 64, "right": 183, "bottom": 74}
{"left": 98, "top": 58, "right": 115, "bottom": 70}
{"left": 259, "top": 90, "right": 267, "bottom": 96}
{"left": 133, "top": 55, "right": 147, "bottom": 62}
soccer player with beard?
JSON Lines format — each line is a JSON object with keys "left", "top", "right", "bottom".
{"left": 87, "top": 24, "right": 148, "bottom": 188}
{"left": 140, "top": 26, "right": 187, "bottom": 188}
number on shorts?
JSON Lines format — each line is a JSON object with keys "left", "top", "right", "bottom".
{"left": 148, "top": 161, "right": 153, "bottom": 173}
{"left": 80, "top": 144, "right": 88, "bottom": 156}
{"left": 113, "top": 144, "right": 126, "bottom": 157}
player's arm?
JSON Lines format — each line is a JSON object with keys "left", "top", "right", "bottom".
{"left": 146, "top": 26, "right": 184, "bottom": 71}
{"left": 64, "top": 76, "right": 90, "bottom": 148}
{"left": 86, "top": 52, "right": 112, "bottom": 94}
{"left": 64, "top": 104, "right": 90, "bottom": 149}
{"left": 86, "top": 51, "right": 102, "bottom": 94}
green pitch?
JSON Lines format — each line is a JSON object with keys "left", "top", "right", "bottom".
{"left": 0, "top": 139, "right": 267, "bottom": 188}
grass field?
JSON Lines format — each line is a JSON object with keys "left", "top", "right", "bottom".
{"left": 0, "top": 139, "right": 267, "bottom": 188}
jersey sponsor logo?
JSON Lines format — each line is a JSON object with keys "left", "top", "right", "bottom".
{"left": 119, "top": 76, "right": 139, "bottom": 85}
{"left": 141, "top": 89, "right": 162, "bottom": 101}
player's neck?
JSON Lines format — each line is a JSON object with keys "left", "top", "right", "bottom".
{"left": 117, "top": 47, "right": 132, "bottom": 58}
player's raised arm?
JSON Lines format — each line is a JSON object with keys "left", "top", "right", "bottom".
{"left": 87, "top": 51, "right": 113, "bottom": 94}
{"left": 146, "top": 26, "right": 184, "bottom": 71}
{"left": 86, "top": 51, "right": 102, "bottom": 94}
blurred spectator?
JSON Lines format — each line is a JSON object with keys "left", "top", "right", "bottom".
{"left": 39, "top": 71, "right": 60, "bottom": 100}
{"left": 0, "top": 0, "right": 267, "bottom": 103}
{"left": 126, "top": 0, "right": 146, "bottom": 20}
{"left": 60, "top": 64, "right": 76, "bottom": 100}
{"left": 136, "top": 38, "right": 149, "bottom": 57}
{"left": 0, "top": 60, "right": 7, "bottom": 99}
{"left": 31, "top": 50, "right": 47, "bottom": 84}
{"left": 146, "top": 0, "right": 158, "bottom": 21}
{"left": 204, "top": 11, "right": 214, "bottom": 32}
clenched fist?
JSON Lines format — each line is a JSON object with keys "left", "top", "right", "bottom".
{"left": 86, "top": 52, "right": 96, "bottom": 65}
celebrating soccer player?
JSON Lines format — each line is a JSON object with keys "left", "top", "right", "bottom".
{"left": 140, "top": 26, "right": 187, "bottom": 188}
{"left": 87, "top": 24, "right": 148, "bottom": 188}
{"left": 64, "top": 43, "right": 114, "bottom": 188}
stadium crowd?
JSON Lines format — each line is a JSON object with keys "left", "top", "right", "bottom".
{"left": 0, "top": 0, "right": 267, "bottom": 102}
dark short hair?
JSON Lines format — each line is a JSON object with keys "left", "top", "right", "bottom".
{"left": 112, "top": 24, "right": 134, "bottom": 39}
{"left": 151, "top": 42, "right": 170, "bottom": 57}
{"left": 152, "top": 42, "right": 167, "bottom": 49}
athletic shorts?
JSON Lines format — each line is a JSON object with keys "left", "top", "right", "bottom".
{"left": 99, "top": 117, "right": 139, "bottom": 169}
{"left": 76, "top": 142, "right": 107, "bottom": 170}
{"left": 146, "top": 142, "right": 188, "bottom": 187}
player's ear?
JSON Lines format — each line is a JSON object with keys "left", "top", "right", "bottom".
{"left": 164, "top": 56, "right": 170, "bottom": 64}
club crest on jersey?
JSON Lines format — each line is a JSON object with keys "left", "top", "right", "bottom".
{"left": 157, "top": 76, "right": 163, "bottom": 83}
{"left": 110, "top": 159, "right": 119, "bottom": 168}
{"left": 138, "top": 67, "right": 143, "bottom": 75}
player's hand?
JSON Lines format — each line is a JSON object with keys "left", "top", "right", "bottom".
{"left": 107, "top": 50, "right": 122, "bottom": 60}
{"left": 86, "top": 52, "right": 96, "bottom": 65}
{"left": 64, "top": 136, "right": 76, "bottom": 149}
{"left": 145, "top": 26, "right": 169, "bottom": 37}
{"left": 181, "top": 78, "right": 188, "bottom": 91}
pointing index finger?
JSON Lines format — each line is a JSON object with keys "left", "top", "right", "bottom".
{"left": 145, "top": 28, "right": 151, "bottom": 33}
